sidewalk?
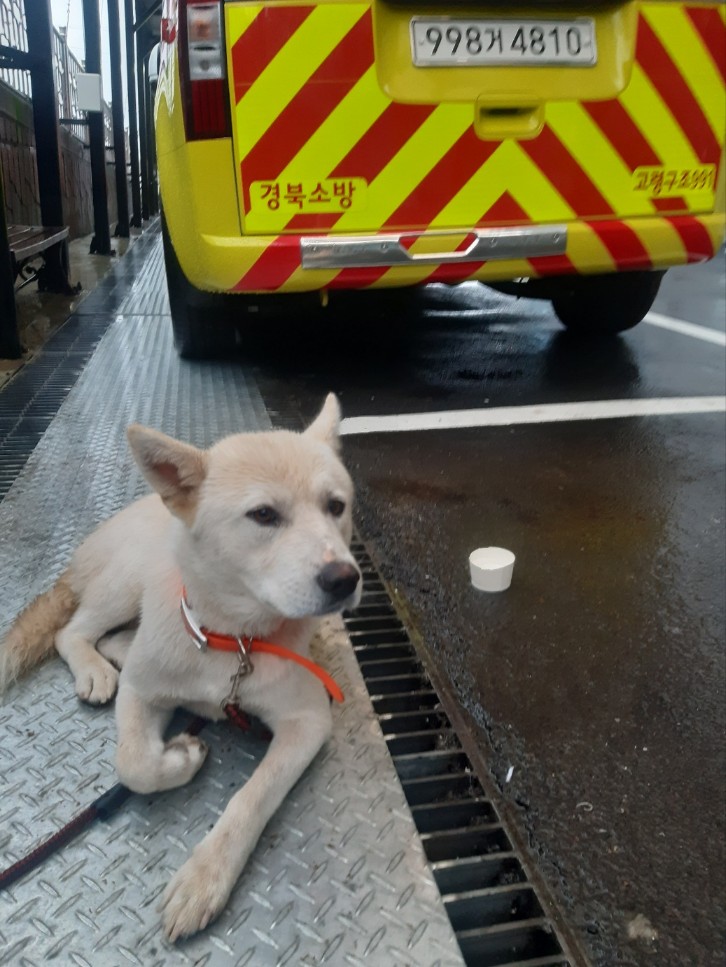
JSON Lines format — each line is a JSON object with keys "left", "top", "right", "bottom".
{"left": 0, "top": 226, "right": 466, "bottom": 966}
{"left": 1, "top": 227, "right": 141, "bottom": 389}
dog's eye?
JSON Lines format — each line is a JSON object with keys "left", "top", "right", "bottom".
{"left": 247, "top": 506, "right": 280, "bottom": 527}
{"left": 328, "top": 498, "right": 346, "bottom": 518}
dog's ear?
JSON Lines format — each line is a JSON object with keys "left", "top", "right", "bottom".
{"left": 304, "top": 393, "right": 341, "bottom": 451}
{"left": 127, "top": 425, "right": 207, "bottom": 523}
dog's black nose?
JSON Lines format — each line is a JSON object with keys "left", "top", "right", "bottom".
{"left": 316, "top": 562, "right": 360, "bottom": 600}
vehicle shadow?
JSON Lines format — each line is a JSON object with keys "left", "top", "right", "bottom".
{"left": 233, "top": 288, "right": 430, "bottom": 375}
{"left": 542, "top": 330, "right": 641, "bottom": 393}
{"left": 227, "top": 283, "right": 642, "bottom": 401}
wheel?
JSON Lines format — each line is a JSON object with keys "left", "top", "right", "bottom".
{"left": 551, "top": 270, "right": 665, "bottom": 334}
{"left": 161, "top": 213, "right": 238, "bottom": 359}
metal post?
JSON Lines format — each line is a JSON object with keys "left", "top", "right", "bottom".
{"left": 107, "top": 0, "right": 129, "bottom": 237}
{"left": 24, "top": 0, "right": 64, "bottom": 229}
{"left": 137, "top": 36, "right": 149, "bottom": 221}
{"left": 145, "top": 55, "right": 158, "bottom": 216}
{"left": 82, "top": 0, "right": 112, "bottom": 254}
{"left": 23, "top": 0, "right": 75, "bottom": 293}
{"left": 0, "top": 163, "right": 22, "bottom": 359}
{"left": 124, "top": 0, "right": 141, "bottom": 227}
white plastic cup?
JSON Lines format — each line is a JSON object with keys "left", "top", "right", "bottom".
{"left": 469, "top": 547, "right": 516, "bottom": 592}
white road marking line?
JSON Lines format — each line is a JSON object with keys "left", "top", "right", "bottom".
{"left": 644, "top": 312, "right": 726, "bottom": 346}
{"left": 340, "top": 397, "right": 726, "bottom": 436}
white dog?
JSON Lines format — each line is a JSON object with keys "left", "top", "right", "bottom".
{"left": 0, "top": 394, "right": 361, "bottom": 940}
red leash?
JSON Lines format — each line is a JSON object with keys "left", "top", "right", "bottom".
{"left": 223, "top": 704, "right": 272, "bottom": 739}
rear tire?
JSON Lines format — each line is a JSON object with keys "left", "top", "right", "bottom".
{"left": 551, "top": 270, "right": 665, "bottom": 334}
{"left": 161, "top": 213, "right": 238, "bottom": 359}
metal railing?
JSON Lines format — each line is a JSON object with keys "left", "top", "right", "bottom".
{"left": 0, "top": 0, "right": 31, "bottom": 99}
{"left": 1, "top": 5, "right": 114, "bottom": 150}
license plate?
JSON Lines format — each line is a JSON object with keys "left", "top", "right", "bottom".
{"left": 411, "top": 18, "right": 597, "bottom": 67}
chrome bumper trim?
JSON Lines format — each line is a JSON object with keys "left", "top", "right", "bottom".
{"left": 300, "top": 225, "right": 567, "bottom": 270}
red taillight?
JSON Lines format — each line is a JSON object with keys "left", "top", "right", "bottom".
{"left": 178, "top": 0, "right": 231, "bottom": 140}
{"left": 189, "top": 78, "right": 228, "bottom": 138}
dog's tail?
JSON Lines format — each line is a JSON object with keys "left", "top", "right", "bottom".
{"left": 0, "top": 571, "right": 78, "bottom": 694}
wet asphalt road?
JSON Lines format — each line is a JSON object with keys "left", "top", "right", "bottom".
{"left": 247, "top": 256, "right": 726, "bottom": 967}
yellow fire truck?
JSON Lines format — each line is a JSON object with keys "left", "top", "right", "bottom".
{"left": 155, "top": 1, "right": 726, "bottom": 357}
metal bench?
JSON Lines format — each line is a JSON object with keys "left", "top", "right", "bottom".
{"left": 8, "top": 224, "right": 76, "bottom": 293}
{"left": 0, "top": 222, "right": 81, "bottom": 359}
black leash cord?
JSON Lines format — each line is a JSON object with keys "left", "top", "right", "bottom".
{"left": 0, "top": 716, "right": 209, "bottom": 894}
{"left": 0, "top": 784, "right": 133, "bottom": 893}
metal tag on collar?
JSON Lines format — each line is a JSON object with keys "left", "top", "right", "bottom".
{"left": 235, "top": 636, "right": 254, "bottom": 677}
{"left": 180, "top": 593, "right": 208, "bottom": 651}
{"left": 224, "top": 637, "right": 254, "bottom": 709}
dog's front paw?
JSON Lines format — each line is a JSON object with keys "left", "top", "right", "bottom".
{"left": 163, "top": 734, "right": 208, "bottom": 785}
{"left": 75, "top": 657, "right": 119, "bottom": 705}
{"left": 160, "top": 848, "right": 233, "bottom": 942}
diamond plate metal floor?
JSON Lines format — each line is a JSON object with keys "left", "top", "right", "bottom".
{"left": 0, "top": 230, "right": 465, "bottom": 966}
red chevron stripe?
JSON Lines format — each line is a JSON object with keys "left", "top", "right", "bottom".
{"left": 240, "top": 10, "right": 374, "bottom": 207}
{"left": 584, "top": 99, "right": 661, "bottom": 171}
{"left": 424, "top": 261, "right": 486, "bottom": 285}
{"left": 303, "top": 103, "right": 442, "bottom": 281}
{"left": 652, "top": 197, "right": 688, "bottom": 213}
{"left": 234, "top": 237, "right": 301, "bottom": 291}
{"left": 478, "top": 191, "right": 529, "bottom": 224}
{"left": 284, "top": 213, "right": 342, "bottom": 232}
{"left": 528, "top": 254, "right": 577, "bottom": 276}
{"left": 686, "top": 6, "right": 726, "bottom": 85}
{"left": 586, "top": 220, "right": 652, "bottom": 271}
{"left": 329, "top": 261, "right": 523, "bottom": 289}
{"left": 284, "top": 103, "right": 436, "bottom": 234}
{"left": 327, "top": 267, "right": 391, "bottom": 289}
{"left": 385, "top": 128, "right": 500, "bottom": 230}
{"left": 666, "top": 215, "right": 715, "bottom": 263}
{"left": 521, "top": 126, "right": 613, "bottom": 217}
{"left": 330, "top": 102, "right": 436, "bottom": 183}
{"left": 231, "top": 6, "right": 314, "bottom": 103}
{"left": 637, "top": 16, "right": 721, "bottom": 165}
{"left": 287, "top": 119, "right": 500, "bottom": 248}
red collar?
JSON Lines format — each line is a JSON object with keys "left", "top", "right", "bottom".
{"left": 179, "top": 590, "right": 344, "bottom": 704}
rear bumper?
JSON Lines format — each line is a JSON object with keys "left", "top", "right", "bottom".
{"left": 181, "top": 213, "right": 725, "bottom": 294}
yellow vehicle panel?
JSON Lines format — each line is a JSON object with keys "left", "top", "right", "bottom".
{"left": 156, "top": 1, "right": 726, "bottom": 295}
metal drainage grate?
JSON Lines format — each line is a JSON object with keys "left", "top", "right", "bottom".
{"left": 344, "top": 540, "right": 573, "bottom": 967}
